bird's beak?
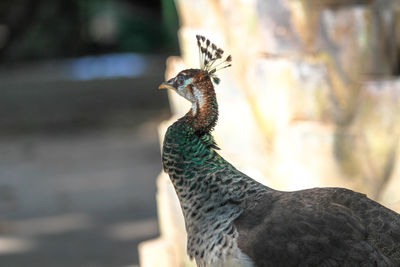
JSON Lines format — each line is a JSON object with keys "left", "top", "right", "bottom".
{"left": 158, "top": 79, "right": 175, "bottom": 90}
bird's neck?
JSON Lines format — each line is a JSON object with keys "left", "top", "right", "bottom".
{"left": 182, "top": 81, "right": 218, "bottom": 135}
{"left": 162, "top": 91, "right": 269, "bottom": 264}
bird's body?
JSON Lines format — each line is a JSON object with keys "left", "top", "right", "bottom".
{"left": 159, "top": 36, "right": 400, "bottom": 267}
{"left": 236, "top": 188, "right": 400, "bottom": 266}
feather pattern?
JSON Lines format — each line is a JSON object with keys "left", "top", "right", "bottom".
{"left": 196, "top": 35, "right": 232, "bottom": 84}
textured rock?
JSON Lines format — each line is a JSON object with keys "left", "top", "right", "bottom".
{"left": 272, "top": 122, "right": 353, "bottom": 191}
{"left": 381, "top": 150, "right": 400, "bottom": 213}
{"left": 139, "top": 238, "right": 176, "bottom": 267}
{"left": 354, "top": 80, "right": 400, "bottom": 199}
{"left": 256, "top": 0, "right": 306, "bottom": 55}
{"left": 246, "top": 57, "right": 332, "bottom": 140}
{"left": 173, "top": 0, "right": 221, "bottom": 29}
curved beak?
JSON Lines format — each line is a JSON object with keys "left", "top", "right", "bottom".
{"left": 158, "top": 79, "right": 175, "bottom": 90}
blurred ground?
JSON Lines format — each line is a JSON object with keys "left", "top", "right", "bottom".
{"left": 0, "top": 54, "right": 170, "bottom": 266}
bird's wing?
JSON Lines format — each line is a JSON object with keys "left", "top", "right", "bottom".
{"left": 234, "top": 189, "right": 395, "bottom": 266}
{"left": 328, "top": 187, "right": 400, "bottom": 263}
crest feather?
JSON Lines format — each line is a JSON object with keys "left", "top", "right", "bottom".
{"left": 195, "top": 35, "right": 232, "bottom": 84}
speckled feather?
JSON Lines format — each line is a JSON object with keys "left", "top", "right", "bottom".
{"left": 160, "top": 36, "right": 400, "bottom": 267}
{"left": 235, "top": 188, "right": 400, "bottom": 266}
{"left": 163, "top": 115, "right": 267, "bottom": 266}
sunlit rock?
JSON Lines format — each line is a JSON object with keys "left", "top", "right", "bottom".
{"left": 246, "top": 57, "right": 332, "bottom": 140}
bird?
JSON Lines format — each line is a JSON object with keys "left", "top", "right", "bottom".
{"left": 158, "top": 35, "right": 400, "bottom": 267}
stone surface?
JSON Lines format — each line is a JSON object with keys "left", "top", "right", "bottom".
{"left": 246, "top": 57, "right": 332, "bottom": 140}
{"left": 139, "top": 238, "right": 174, "bottom": 267}
{"left": 381, "top": 149, "right": 400, "bottom": 213}
{"left": 256, "top": 0, "right": 306, "bottom": 55}
{"left": 349, "top": 79, "right": 400, "bottom": 200}
{"left": 272, "top": 122, "right": 349, "bottom": 191}
{"left": 174, "top": 0, "right": 222, "bottom": 30}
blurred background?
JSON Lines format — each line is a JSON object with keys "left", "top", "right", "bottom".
{"left": 2, "top": 0, "right": 400, "bottom": 267}
{"left": 0, "top": 0, "right": 179, "bottom": 266}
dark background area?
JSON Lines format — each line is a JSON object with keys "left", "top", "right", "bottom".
{"left": 0, "top": 0, "right": 178, "bottom": 266}
{"left": 0, "top": 0, "right": 179, "bottom": 62}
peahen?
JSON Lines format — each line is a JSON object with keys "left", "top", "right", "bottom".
{"left": 159, "top": 35, "right": 400, "bottom": 267}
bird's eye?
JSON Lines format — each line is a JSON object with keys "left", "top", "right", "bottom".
{"left": 176, "top": 75, "right": 184, "bottom": 86}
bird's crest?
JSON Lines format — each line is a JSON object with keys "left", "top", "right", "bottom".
{"left": 196, "top": 35, "right": 232, "bottom": 84}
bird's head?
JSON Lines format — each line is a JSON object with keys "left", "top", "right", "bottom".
{"left": 159, "top": 35, "right": 231, "bottom": 115}
{"left": 158, "top": 68, "right": 207, "bottom": 104}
